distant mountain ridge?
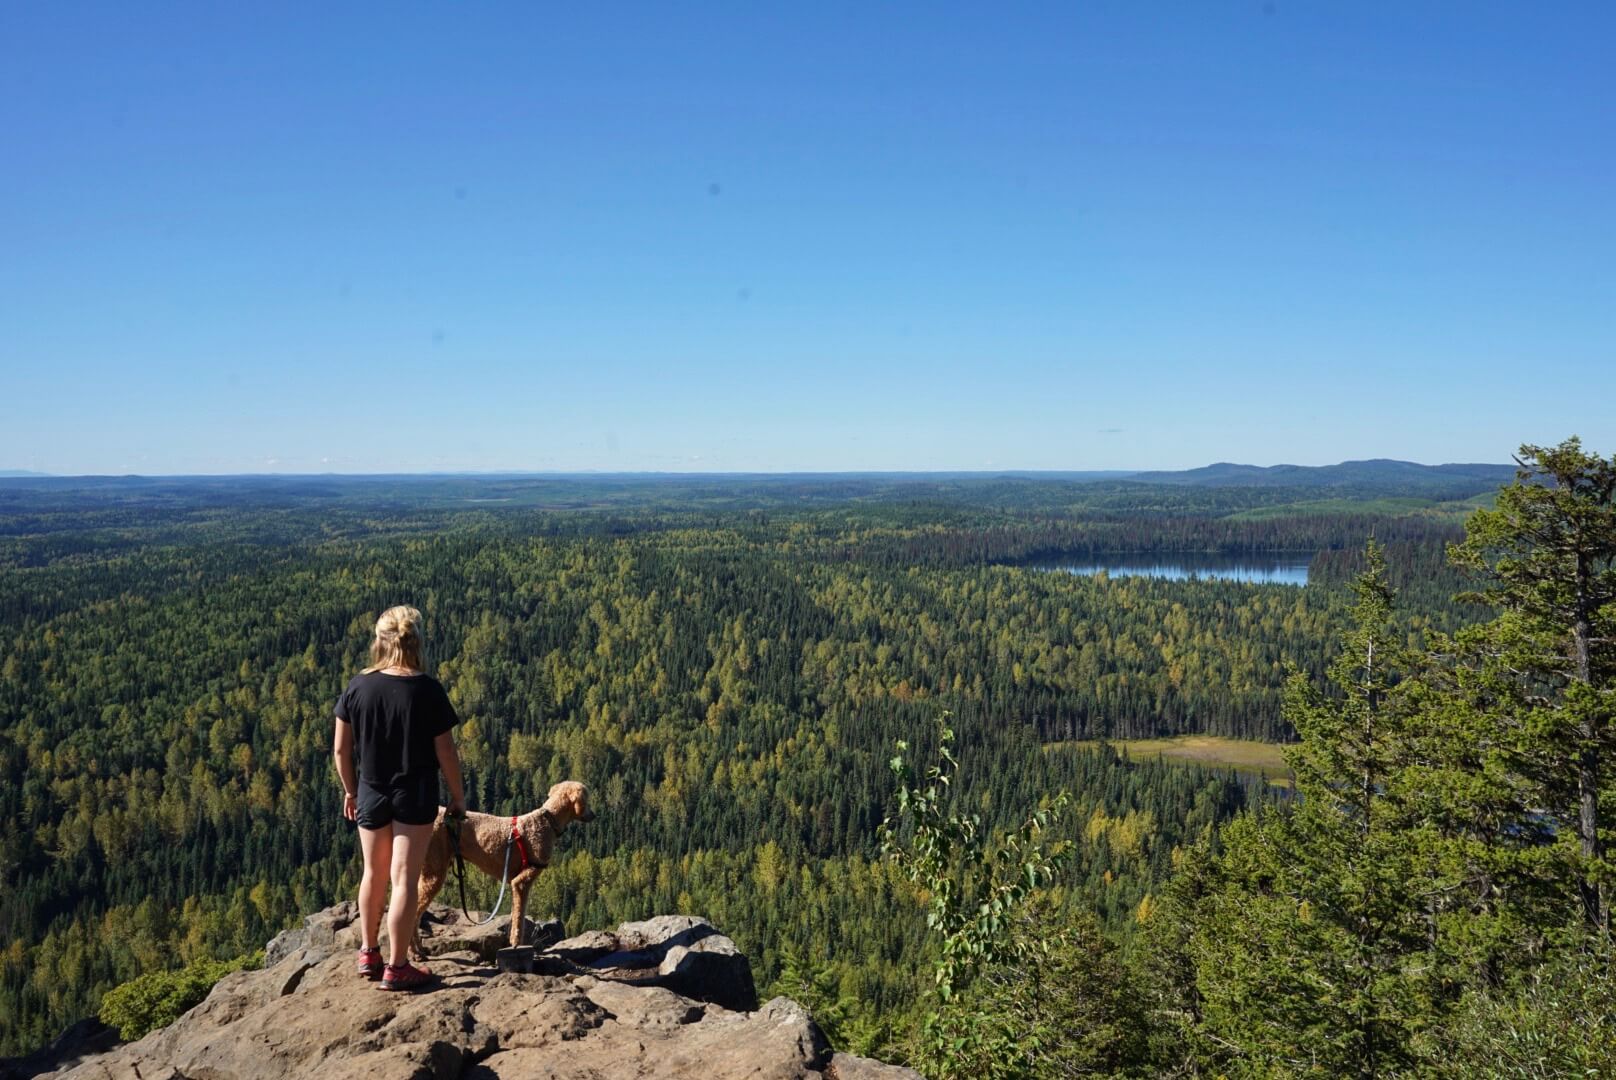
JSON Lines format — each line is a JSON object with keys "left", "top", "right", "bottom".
{"left": 1130, "top": 458, "right": 1516, "bottom": 491}
{"left": 0, "top": 459, "right": 1519, "bottom": 491}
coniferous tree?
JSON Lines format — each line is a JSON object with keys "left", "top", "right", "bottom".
{"left": 1183, "top": 543, "right": 1439, "bottom": 1076}
{"left": 1448, "top": 437, "right": 1616, "bottom": 936}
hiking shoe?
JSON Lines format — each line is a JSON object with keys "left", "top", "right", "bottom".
{"left": 380, "top": 963, "right": 436, "bottom": 992}
{"left": 356, "top": 947, "right": 383, "bottom": 980}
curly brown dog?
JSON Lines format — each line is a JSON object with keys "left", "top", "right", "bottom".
{"left": 410, "top": 780, "right": 596, "bottom": 958}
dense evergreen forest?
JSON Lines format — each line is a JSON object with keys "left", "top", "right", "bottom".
{"left": 5, "top": 452, "right": 1609, "bottom": 1077}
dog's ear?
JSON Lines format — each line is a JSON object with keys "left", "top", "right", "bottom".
{"left": 570, "top": 781, "right": 597, "bottom": 823}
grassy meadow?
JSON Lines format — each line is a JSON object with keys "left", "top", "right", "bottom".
{"left": 1061, "top": 734, "right": 1294, "bottom": 786}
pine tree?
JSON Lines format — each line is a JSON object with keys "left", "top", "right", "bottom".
{"left": 1185, "top": 542, "right": 1440, "bottom": 1076}
{"left": 1448, "top": 437, "right": 1616, "bottom": 936}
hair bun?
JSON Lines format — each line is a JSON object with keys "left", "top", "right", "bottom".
{"left": 365, "top": 604, "right": 426, "bottom": 674}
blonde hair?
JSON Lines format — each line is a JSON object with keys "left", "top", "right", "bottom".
{"left": 362, "top": 605, "right": 426, "bottom": 674}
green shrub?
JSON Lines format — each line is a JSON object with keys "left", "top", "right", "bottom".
{"left": 1433, "top": 945, "right": 1616, "bottom": 1078}
{"left": 98, "top": 952, "right": 262, "bottom": 1041}
{"left": 879, "top": 717, "right": 1083, "bottom": 1079}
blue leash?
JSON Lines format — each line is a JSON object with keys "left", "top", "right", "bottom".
{"left": 444, "top": 812, "right": 514, "bottom": 927}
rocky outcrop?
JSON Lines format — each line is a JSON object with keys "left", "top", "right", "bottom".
{"left": 0, "top": 1019, "right": 120, "bottom": 1080}
{"left": 38, "top": 905, "right": 920, "bottom": 1080}
{"left": 262, "top": 900, "right": 350, "bottom": 966}
{"left": 547, "top": 914, "right": 759, "bottom": 1013}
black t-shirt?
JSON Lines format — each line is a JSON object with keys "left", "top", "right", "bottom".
{"left": 335, "top": 672, "right": 459, "bottom": 789}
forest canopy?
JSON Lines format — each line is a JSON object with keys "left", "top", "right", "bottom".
{"left": 6, "top": 451, "right": 1606, "bottom": 1077}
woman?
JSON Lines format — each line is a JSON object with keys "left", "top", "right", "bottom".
{"left": 333, "top": 604, "right": 465, "bottom": 991}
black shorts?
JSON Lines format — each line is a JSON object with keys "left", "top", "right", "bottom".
{"left": 357, "top": 772, "right": 439, "bottom": 829}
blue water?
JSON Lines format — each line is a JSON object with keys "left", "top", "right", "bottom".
{"left": 1034, "top": 554, "right": 1311, "bottom": 586}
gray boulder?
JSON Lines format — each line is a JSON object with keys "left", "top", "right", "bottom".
{"left": 828, "top": 1052, "right": 925, "bottom": 1079}
{"left": 548, "top": 913, "right": 759, "bottom": 1012}
{"left": 263, "top": 900, "right": 359, "bottom": 967}
{"left": 0, "top": 1018, "right": 121, "bottom": 1080}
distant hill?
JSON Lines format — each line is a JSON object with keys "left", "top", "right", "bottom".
{"left": 0, "top": 469, "right": 50, "bottom": 477}
{"left": 0, "top": 461, "right": 1520, "bottom": 505}
{"left": 1129, "top": 459, "right": 1516, "bottom": 493}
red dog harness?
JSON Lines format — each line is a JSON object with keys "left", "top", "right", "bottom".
{"left": 510, "top": 809, "right": 560, "bottom": 871}
{"left": 511, "top": 815, "right": 532, "bottom": 871}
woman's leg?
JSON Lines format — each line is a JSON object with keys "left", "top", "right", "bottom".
{"left": 386, "top": 821, "right": 435, "bottom": 968}
{"left": 357, "top": 824, "right": 393, "bottom": 950}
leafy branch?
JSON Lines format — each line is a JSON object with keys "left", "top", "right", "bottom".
{"left": 878, "top": 714, "right": 1072, "bottom": 1002}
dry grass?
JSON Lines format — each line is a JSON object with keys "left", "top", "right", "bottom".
{"left": 1055, "top": 734, "right": 1293, "bottom": 786}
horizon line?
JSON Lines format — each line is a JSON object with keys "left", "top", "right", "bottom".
{"left": 1, "top": 467, "right": 1142, "bottom": 480}
{"left": 0, "top": 458, "right": 1516, "bottom": 482}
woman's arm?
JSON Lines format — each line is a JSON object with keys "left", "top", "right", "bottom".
{"left": 333, "top": 718, "right": 359, "bottom": 821}
{"left": 435, "top": 731, "right": 465, "bottom": 815}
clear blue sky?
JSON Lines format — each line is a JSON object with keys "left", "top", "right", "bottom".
{"left": 3, "top": 2, "right": 1612, "bottom": 474}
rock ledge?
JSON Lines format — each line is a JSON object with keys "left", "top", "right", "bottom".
{"left": 38, "top": 904, "right": 919, "bottom": 1080}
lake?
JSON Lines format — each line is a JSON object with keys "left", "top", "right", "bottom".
{"left": 1033, "top": 553, "right": 1312, "bottom": 586}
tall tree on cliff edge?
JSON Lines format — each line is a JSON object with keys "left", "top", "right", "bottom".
{"left": 1449, "top": 438, "right": 1616, "bottom": 937}
{"left": 1281, "top": 540, "right": 1438, "bottom": 1074}
{"left": 1174, "top": 542, "right": 1442, "bottom": 1076}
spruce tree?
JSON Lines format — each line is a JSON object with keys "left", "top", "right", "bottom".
{"left": 1185, "top": 542, "right": 1439, "bottom": 1076}
{"left": 1448, "top": 437, "right": 1616, "bottom": 936}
